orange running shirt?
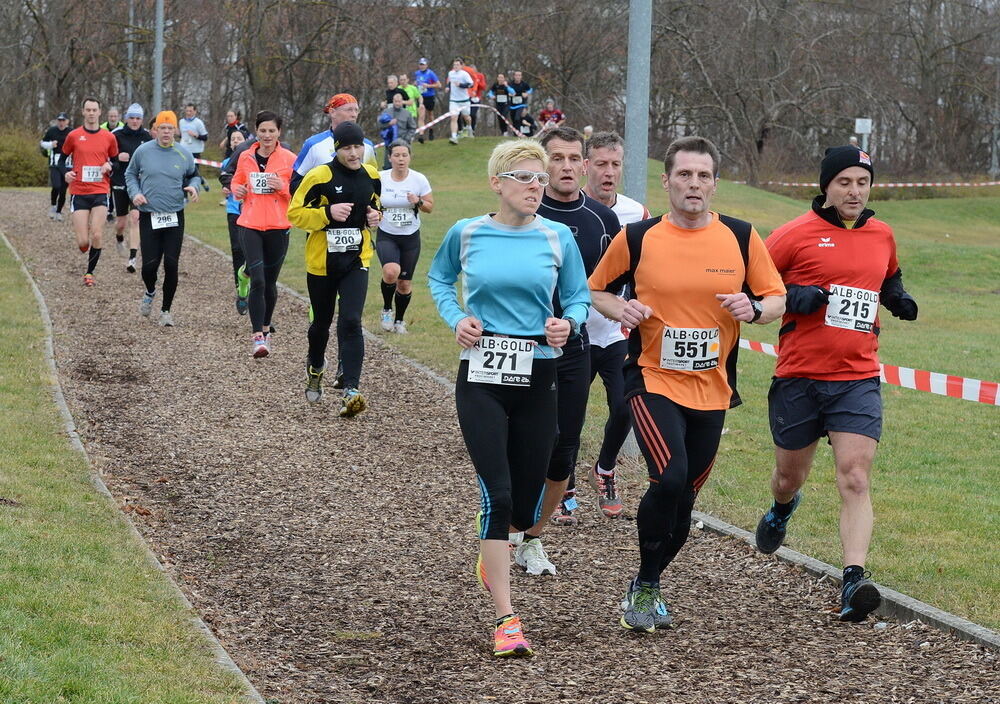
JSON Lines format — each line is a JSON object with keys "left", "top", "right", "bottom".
{"left": 62, "top": 127, "right": 118, "bottom": 195}
{"left": 589, "top": 212, "right": 785, "bottom": 410}
{"left": 766, "top": 208, "right": 899, "bottom": 380}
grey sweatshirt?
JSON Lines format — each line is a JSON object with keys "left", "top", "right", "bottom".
{"left": 125, "top": 140, "right": 197, "bottom": 213}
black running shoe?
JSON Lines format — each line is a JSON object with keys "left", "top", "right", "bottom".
{"left": 755, "top": 491, "right": 802, "bottom": 554}
{"left": 840, "top": 573, "right": 881, "bottom": 622}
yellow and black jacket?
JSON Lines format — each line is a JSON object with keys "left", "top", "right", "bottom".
{"left": 287, "top": 158, "right": 381, "bottom": 275}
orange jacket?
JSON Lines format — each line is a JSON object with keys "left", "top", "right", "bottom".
{"left": 232, "top": 142, "right": 296, "bottom": 230}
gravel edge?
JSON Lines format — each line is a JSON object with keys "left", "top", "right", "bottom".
{"left": 0, "top": 230, "right": 267, "bottom": 704}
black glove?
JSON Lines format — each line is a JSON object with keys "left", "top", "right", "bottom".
{"left": 880, "top": 268, "right": 918, "bottom": 320}
{"left": 784, "top": 284, "right": 831, "bottom": 315}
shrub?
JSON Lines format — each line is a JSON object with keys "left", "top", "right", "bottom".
{"left": 0, "top": 130, "right": 50, "bottom": 187}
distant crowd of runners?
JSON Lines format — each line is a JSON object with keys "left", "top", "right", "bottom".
{"left": 39, "top": 65, "right": 918, "bottom": 657}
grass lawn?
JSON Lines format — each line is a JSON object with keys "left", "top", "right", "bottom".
{"left": 186, "top": 136, "right": 997, "bottom": 629}
{"left": 0, "top": 240, "right": 248, "bottom": 702}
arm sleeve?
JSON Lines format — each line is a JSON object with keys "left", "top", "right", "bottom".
{"left": 182, "top": 154, "right": 197, "bottom": 188}
{"left": 427, "top": 224, "right": 467, "bottom": 329}
{"left": 746, "top": 228, "right": 787, "bottom": 297}
{"left": 62, "top": 134, "right": 73, "bottom": 156}
{"left": 763, "top": 227, "right": 791, "bottom": 276}
{"left": 588, "top": 229, "right": 630, "bottom": 293}
{"left": 287, "top": 166, "right": 332, "bottom": 232}
{"left": 106, "top": 133, "right": 118, "bottom": 159}
{"left": 124, "top": 150, "right": 140, "bottom": 199}
{"left": 230, "top": 152, "right": 247, "bottom": 194}
{"left": 274, "top": 151, "right": 295, "bottom": 198}
{"left": 557, "top": 230, "right": 592, "bottom": 325}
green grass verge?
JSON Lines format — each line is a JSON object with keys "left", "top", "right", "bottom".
{"left": 189, "top": 137, "right": 997, "bottom": 629}
{"left": 0, "top": 241, "right": 247, "bottom": 702}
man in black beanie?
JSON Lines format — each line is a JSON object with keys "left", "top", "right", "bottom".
{"left": 753, "top": 145, "right": 918, "bottom": 623}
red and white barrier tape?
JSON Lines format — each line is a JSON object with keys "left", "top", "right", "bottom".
{"left": 195, "top": 157, "right": 223, "bottom": 168}
{"left": 758, "top": 180, "right": 1000, "bottom": 188}
{"left": 739, "top": 339, "right": 999, "bottom": 405}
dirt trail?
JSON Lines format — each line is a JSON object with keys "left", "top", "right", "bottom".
{"left": 3, "top": 191, "right": 995, "bottom": 703}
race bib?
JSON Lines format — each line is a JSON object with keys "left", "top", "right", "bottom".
{"left": 151, "top": 211, "right": 178, "bottom": 229}
{"left": 467, "top": 336, "right": 534, "bottom": 386}
{"left": 384, "top": 207, "right": 415, "bottom": 227}
{"left": 512, "top": 95, "right": 523, "bottom": 105}
{"left": 660, "top": 327, "right": 720, "bottom": 371}
{"left": 825, "top": 284, "right": 878, "bottom": 332}
{"left": 326, "top": 228, "right": 362, "bottom": 253}
{"left": 82, "top": 165, "right": 103, "bottom": 182}
{"left": 496, "top": 93, "right": 508, "bottom": 104}
{"left": 520, "top": 124, "right": 531, "bottom": 135}
{"left": 249, "top": 172, "right": 274, "bottom": 195}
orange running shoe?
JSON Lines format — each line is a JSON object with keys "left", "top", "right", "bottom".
{"left": 493, "top": 615, "right": 533, "bottom": 657}
{"left": 83, "top": 273, "right": 95, "bottom": 287}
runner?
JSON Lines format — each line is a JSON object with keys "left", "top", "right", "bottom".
{"left": 290, "top": 93, "right": 377, "bottom": 194}
{"left": 467, "top": 63, "right": 488, "bottom": 135}
{"left": 446, "top": 58, "right": 474, "bottom": 144}
{"left": 508, "top": 126, "right": 619, "bottom": 578}
{"left": 100, "top": 106, "right": 124, "bottom": 131}
{"left": 178, "top": 103, "right": 209, "bottom": 191}
{"left": 221, "top": 130, "right": 248, "bottom": 314}
{"left": 538, "top": 99, "right": 566, "bottom": 130}
{"left": 287, "top": 121, "right": 382, "bottom": 417}
{"left": 486, "top": 74, "right": 515, "bottom": 136}
{"left": 581, "top": 131, "right": 652, "bottom": 518}
{"left": 754, "top": 146, "right": 919, "bottom": 623}
{"left": 40, "top": 111, "right": 72, "bottom": 221}
{"left": 124, "top": 110, "right": 199, "bottom": 327}
{"left": 376, "top": 140, "right": 433, "bottom": 334}
{"left": 508, "top": 70, "right": 533, "bottom": 122}
{"left": 428, "top": 139, "right": 589, "bottom": 658}
{"left": 219, "top": 110, "right": 249, "bottom": 158}
{"left": 414, "top": 58, "right": 441, "bottom": 142}
{"left": 588, "top": 136, "right": 785, "bottom": 632}
{"left": 397, "top": 73, "right": 422, "bottom": 123}
{"left": 230, "top": 111, "right": 296, "bottom": 358}
{"left": 111, "top": 103, "right": 153, "bottom": 272}
{"left": 62, "top": 97, "right": 118, "bottom": 286}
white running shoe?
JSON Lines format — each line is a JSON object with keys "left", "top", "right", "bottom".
{"left": 380, "top": 309, "right": 394, "bottom": 331}
{"left": 393, "top": 320, "right": 407, "bottom": 334}
{"left": 514, "top": 538, "right": 556, "bottom": 576}
{"left": 54, "top": 212, "right": 63, "bottom": 222}
{"left": 252, "top": 333, "right": 268, "bottom": 358}
{"left": 159, "top": 310, "right": 174, "bottom": 327}
{"left": 126, "top": 257, "right": 137, "bottom": 273}
{"left": 116, "top": 238, "right": 126, "bottom": 256}
{"left": 48, "top": 205, "right": 57, "bottom": 220}
{"left": 139, "top": 291, "right": 154, "bottom": 317}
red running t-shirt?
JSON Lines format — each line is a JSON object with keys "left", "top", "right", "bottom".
{"left": 62, "top": 127, "right": 118, "bottom": 195}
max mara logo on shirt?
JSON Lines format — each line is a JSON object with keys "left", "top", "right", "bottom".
{"left": 818, "top": 237, "right": 835, "bottom": 248}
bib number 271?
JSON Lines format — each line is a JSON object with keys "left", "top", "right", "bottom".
{"left": 467, "top": 337, "right": 534, "bottom": 386}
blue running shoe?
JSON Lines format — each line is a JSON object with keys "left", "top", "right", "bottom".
{"left": 755, "top": 491, "right": 802, "bottom": 554}
{"left": 840, "top": 573, "right": 881, "bottom": 622}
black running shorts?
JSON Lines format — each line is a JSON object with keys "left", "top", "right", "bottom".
{"left": 70, "top": 193, "right": 110, "bottom": 212}
{"left": 111, "top": 187, "right": 133, "bottom": 217}
{"left": 375, "top": 229, "right": 421, "bottom": 280}
{"left": 768, "top": 376, "right": 882, "bottom": 450}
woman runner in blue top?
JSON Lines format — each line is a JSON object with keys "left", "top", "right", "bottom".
{"left": 428, "top": 139, "right": 590, "bottom": 658}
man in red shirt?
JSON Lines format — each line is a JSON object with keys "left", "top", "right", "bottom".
{"left": 63, "top": 97, "right": 118, "bottom": 286}
{"left": 755, "top": 146, "right": 918, "bottom": 623}
{"left": 538, "top": 99, "right": 566, "bottom": 131}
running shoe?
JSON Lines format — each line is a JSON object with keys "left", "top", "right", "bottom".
{"left": 139, "top": 291, "right": 155, "bottom": 317}
{"left": 159, "top": 311, "right": 174, "bottom": 327}
{"left": 840, "top": 573, "right": 881, "bottom": 622}
{"left": 449, "top": 136, "right": 458, "bottom": 145}
{"left": 83, "top": 273, "right": 95, "bottom": 287}
{"left": 48, "top": 205, "right": 57, "bottom": 220}
{"left": 235, "top": 295, "right": 248, "bottom": 315}
{"left": 380, "top": 309, "right": 394, "bottom": 331}
{"left": 620, "top": 578, "right": 658, "bottom": 633}
{"left": 54, "top": 212, "right": 63, "bottom": 222}
{"left": 393, "top": 321, "right": 407, "bottom": 334}
{"left": 126, "top": 257, "right": 137, "bottom": 273}
{"left": 493, "top": 615, "right": 533, "bottom": 657}
{"left": 589, "top": 463, "right": 624, "bottom": 518}
{"left": 550, "top": 492, "right": 579, "bottom": 526}
{"left": 264, "top": 332, "right": 272, "bottom": 355}
{"left": 514, "top": 538, "right": 556, "bottom": 576}
{"left": 339, "top": 388, "right": 366, "bottom": 418}
{"left": 115, "top": 237, "right": 126, "bottom": 256}
{"left": 755, "top": 491, "right": 802, "bottom": 554}
{"left": 305, "top": 362, "right": 325, "bottom": 403}
{"left": 236, "top": 264, "right": 250, "bottom": 299}
{"left": 252, "top": 333, "right": 269, "bottom": 358}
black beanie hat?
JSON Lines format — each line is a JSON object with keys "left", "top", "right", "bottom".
{"left": 819, "top": 146, "right": 874, "bottom": 193}
{"left": 333, "top": 121, "right": 365, "bottom": 150}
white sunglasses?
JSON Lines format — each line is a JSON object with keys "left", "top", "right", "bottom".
{"left": 498, "top": 170, "right": 550, "bottom": 186}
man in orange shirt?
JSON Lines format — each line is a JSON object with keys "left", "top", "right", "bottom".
{"left": 589, "top": 136, "right": 785, "bottom": 632}
{"left": 63, "top": 97, "right": 118, "bottom": 286}
{"left": 467, "top": 63, "right": 488, "bottom": 136}
{"left": 754, "top": 146, "right": 918, "bottom": 623}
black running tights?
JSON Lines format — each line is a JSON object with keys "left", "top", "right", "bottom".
{"left": 306, "top": 267, "right": 368, "bottom": 388}
{"left": 240, "top": 227, "right": 288, "bottom": 333}
{"left": 139, "top": 211, "right": 184, "bottom": 312}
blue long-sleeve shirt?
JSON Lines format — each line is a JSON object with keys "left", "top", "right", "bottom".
{"left": 428, "top": 214, "right": 591, "bottom": 359}
{"left": 125, "top": 140, "right": 196, "bottom": 213}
